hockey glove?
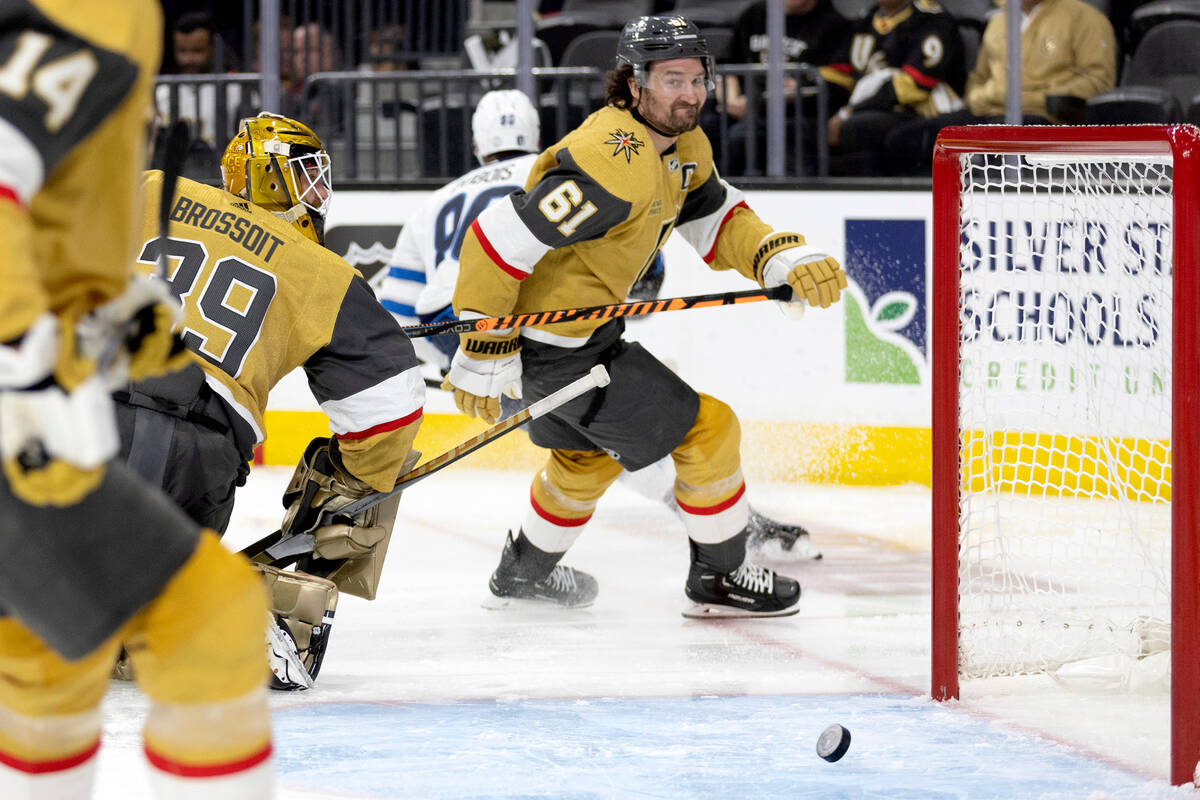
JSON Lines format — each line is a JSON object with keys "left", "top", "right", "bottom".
{"left": 77, "top": 275, "right": 191, "bottom": 385}
{"left": 442, "top": 330, "right": 522, "bottom": 425}
{"left": 0, "top": 313, "right": 116, "bottom": 505}
{"left": 762, "top": 244, "right": 847, "bottom": 318}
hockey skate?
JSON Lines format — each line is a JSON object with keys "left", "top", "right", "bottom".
{"left": 746, "top": 508, "right": 822, "bottom": 561}
{"left": 683, "top": 561, "right": 801, "bottom": 619}
{"left": 266, "top": 612, "right": 315, "bottom": 690}
{"left": 486, "top": 531, "right": 598, "bottom": 609}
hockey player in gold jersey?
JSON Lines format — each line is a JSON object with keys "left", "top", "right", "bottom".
{"left": 0, "top": 2, "right": 275, "bottom": 798}
{"left": 447, "top": 15, "right": 847, "bottom": 617}
{"left": 116, "top": 113, "right": 426, "bottom": 690}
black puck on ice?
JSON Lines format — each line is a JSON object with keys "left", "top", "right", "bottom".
{"left": 816, "top": 724, "right": 851, "bottom": 762}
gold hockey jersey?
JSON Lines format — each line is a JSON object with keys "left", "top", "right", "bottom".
{"left": 136, "top": 172, "right": 425, "bottom": 491}
{"left": 454, "top": 105, "right": 807, "bottom": 346}
{"left": 0, "top": 0, "right": 161, "bottom": 343}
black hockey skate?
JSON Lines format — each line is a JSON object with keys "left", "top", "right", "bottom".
{"left": 746, "top": 508, "right": 822, "bottom": 561}
{"left": 683, "top": 561, "right": 801, "bottom": 619}
{"left": 487, "top": 531, "right": 598, "bottom": 608}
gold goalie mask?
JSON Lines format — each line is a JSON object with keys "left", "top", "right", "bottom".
{"left": 220, "top": 112, "right": 333, "bottom": 244}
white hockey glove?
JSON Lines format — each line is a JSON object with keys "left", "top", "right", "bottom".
{"left": 77, "top": 275, "right": 190, "bottom": 385}
{"left": 0, "top": 313, "right": 118, "bottom": 505}
{"left": 443, "top": 347, "right": 522, "bottom": 425}
{"left": 762, "top": 244, "right": 847, "bottom": 319}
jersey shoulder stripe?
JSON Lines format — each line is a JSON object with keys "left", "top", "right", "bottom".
{"left": 508, "top": 147, "right": 633, "bottom": 249}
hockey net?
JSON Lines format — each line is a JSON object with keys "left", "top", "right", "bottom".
{"left": 930, "top": 125, "right": 1200, "bottom": 785}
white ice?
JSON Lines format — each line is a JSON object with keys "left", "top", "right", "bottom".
{"left": 91, "top": 465, "right": 1191, "bottom": 799}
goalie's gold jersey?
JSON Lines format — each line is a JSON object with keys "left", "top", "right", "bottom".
{"left": 134, "top": 172, "right": 425, "bottom": 491}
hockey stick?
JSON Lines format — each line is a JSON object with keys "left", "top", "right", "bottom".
{"left": 85, "top": 120, "right": 192, "bottom": 378}
{"left": 239, "top": 364, "right": 612, "bottom": 564}
{"left": 157, "top": 119, "right": 191, "bottom": 279}
{"left": 401, "top": 284, "right": 793, "bottom": 339}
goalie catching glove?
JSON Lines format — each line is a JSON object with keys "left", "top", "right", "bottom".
{"left": 757, "top": 236, "right": 847, "bottom": 319}
{"left": 441, "top": 322, "right": 522, "bottom": 425}
{"left": 280, "top": 437, "right": 420, "bottom": 600}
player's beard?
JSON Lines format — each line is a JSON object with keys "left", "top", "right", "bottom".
{"left": 647, "top": 103, "right": 700, "bottom": 137}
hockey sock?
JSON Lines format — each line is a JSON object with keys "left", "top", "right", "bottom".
{"left": 689, "top": 528, "right": 750, "bottom": 573}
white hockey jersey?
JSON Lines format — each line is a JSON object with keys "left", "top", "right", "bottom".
{"left": 374, "top": 154, "right": 537, "bottom": 321}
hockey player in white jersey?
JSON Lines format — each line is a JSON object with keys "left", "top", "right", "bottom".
{"left": 375, "top": 89, "right": 819, "bottom": 561}
{"left": 374, "top": 90, "right": 541, "bottom": 379}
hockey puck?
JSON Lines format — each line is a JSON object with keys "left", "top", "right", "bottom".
{"left": 816, "top": 724, "right": 851, "bottom": 762}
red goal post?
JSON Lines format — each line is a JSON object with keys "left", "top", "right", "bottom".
{"left": 930, "top": 125, "right": 1200, "bottom": 786}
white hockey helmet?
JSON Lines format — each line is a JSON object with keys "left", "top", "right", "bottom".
{"left": 472, "top": 89, "right": 540, "bottom": 163}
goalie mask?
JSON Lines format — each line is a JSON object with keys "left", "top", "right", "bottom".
{"left": 616, "top": 15, "right": 713, "bottom": 91}
{"left": 221, "top": 112, "right": 332, "bottom": 244}
{"left": 472, "top": 89, "right": 541, "bottom": 163}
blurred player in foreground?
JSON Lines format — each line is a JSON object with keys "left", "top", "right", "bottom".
{"left": 375, "top": 88, "right": 822, "bottom": 562}
{"left": 0, "top": 3, "right": 275, "bottom": 797}
{"left": 444, "top": 16, "right": 846, "bottom": 616}
{"left": 117, "top": 113, "right": 425, "bottom": 691}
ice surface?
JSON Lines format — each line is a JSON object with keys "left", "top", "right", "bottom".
{"left": 91, "top": 466, "right": 1189, "bottom": 799}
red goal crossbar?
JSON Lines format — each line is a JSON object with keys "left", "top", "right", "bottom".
{"left": 930, "top": 124, "right": 1200, "bottom": 786}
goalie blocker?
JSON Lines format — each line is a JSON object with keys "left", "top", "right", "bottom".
{"left": 278, "top": 436, "right": 420, "bottom": 600}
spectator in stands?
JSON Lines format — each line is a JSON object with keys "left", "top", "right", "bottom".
{"left": 884, "top": 0, "right": 1116, "bottom": 175}
{"left": 289, "top": 21, "right": 340, "bottom": 86}
{"left": 264, "top": 21, "right": 342, "bottom": 124}
{"left": 155, "top": 11, "right": 246, "bottom": 180}
{"left": 365, "top": 24, "right": 413, "bottom": 72}
{"left": 160, "top": 1, "right": 242, "bottom": 74}
{"left": 820, "top": 0, "right": 967, "bottom": 176}
{"left": 717, "top": 0, "right": 848, "bottom": 175}
{"left": 171, "top": 10, "right": 235, "bottom": 74}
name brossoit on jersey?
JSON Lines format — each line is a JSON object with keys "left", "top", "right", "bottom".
{"left": 136, "top": 172, "right": 424, "bottom": 462}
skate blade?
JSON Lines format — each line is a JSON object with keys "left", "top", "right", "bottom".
{"left": 681, "top": 602, "right": 799, "bottom": 620}
{"left": 481, "top": 594, "right": 595, "bottom": 611}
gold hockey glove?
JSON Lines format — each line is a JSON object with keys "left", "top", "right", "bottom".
{"left": 442, "top": 329, "right": 522, "bottom": 425}
{"left": 759, "top": 239, "right": 847, "bottom": 317}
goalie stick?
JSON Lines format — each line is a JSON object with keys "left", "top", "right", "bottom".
{"left": 157, "top": 119, "right": 191, "bottom": 279}
{"left": 239, "top": 364, "right": 612, "bottom": 565}
{"left": 401, "top": 285, "right": 793, "bottom": 339}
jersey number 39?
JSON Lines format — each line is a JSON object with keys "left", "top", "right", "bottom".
{"left": 138, "top": 236, "right": 276, "bottom": 378}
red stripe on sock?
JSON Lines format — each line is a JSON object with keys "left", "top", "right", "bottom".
{"left": 0, "top": 185, "right": 18, "bottom": 206}
{"left": 530, "top": 490, "right": 592, "bottom": 527}
{"left": 0, "top": 739, "right": 100, "bottom": 774}
{"left": 676, "top": 482, "right": 746, "bottom": 516}
{"left": 144, "top": 742, "right": 272, "bottom": 778}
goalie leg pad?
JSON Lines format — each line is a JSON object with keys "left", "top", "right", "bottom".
{"left": 255, "top": 564, "right": 338, "bottom": 687}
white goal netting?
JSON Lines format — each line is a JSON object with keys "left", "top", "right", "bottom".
{"left": 955, "top": 151, "right": 1173, "bottom": 682}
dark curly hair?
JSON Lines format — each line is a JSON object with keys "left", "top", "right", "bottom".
{"left": 605, "top": 64, "right": 636, "bottom": 109}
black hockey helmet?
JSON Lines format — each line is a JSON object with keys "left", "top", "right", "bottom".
{"left": 615, "top": 15, "right": 714, "bottom": 89}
